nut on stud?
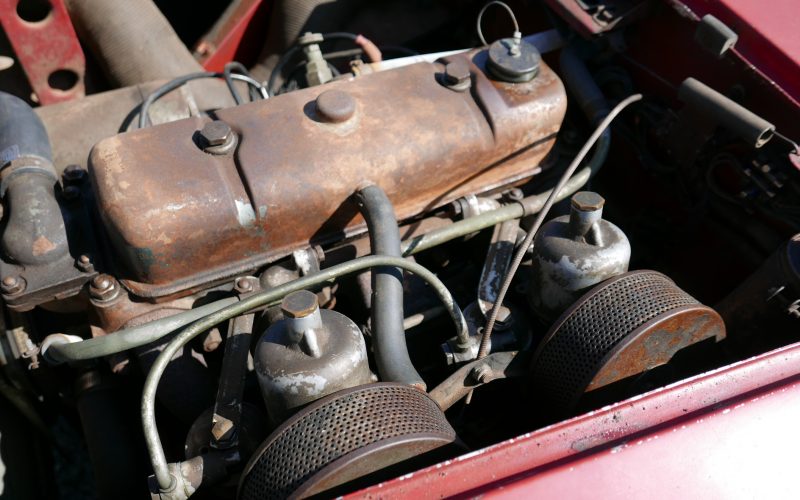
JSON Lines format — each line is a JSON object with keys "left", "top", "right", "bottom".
{"left": 76, "top": 254, "right": 94, "bottom": 272}
{"left": 234, "top": 277, "right": 255, "bottom": 294}
{"left": 90, "top": 274, "right": 119, "bottom": 301}
{"left": 470, "top": 363, "right": 491, "bottom": 383}
{"left": 1, "top": 275, "right": 25, "bottom": 295}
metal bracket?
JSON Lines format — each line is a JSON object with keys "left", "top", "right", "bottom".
{"left": 210, "top": 313, "right": 254, "bottom": 451}
{"left": 0, "top": 0, "right": 85, "bottom": 104}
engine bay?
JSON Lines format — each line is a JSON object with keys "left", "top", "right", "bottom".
{"left": 0, "top": 1, "right": 798, "bottom": 498}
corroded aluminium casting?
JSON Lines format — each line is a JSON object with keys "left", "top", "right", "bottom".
{"left": 89, "top": 52, "right": 567, "bottom": 298}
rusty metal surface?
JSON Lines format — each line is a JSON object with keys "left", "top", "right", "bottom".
{"left": 0, "top": 168, "right": 99, "bottom": 311}
{"left": 89, "top": 52, "right": 566, "bottom": 298}
{"left": 530, "top": 270, "right": 725, "bottom": 416}
{"left": 587, "top": 305, "right": 725, "bottom": 389}
{"left": 429, "top": 350, "right": 527, "bottom": 411}
{"left": 238, "top": 383, "right": 455, "bottom": 499}
{"left": 37, "top": 82, "right": 213, "bottom": 174}
{"left": 0, "top": 0, "right": 85, "bottom": 104}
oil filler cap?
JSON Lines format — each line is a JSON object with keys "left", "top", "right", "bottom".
{"left": 487, "top": 37, "right": 540, "bottom": 83}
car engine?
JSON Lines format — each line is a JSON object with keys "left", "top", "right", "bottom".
{"left": 0, "top": 0, "right": 798, "bottom": 498}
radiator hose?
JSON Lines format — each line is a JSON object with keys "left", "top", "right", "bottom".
{"left": 356, "top": 185, "right": 426, "bottom": 390}
{"left": 0, "top": 92, "right": 68, "bottom": 266}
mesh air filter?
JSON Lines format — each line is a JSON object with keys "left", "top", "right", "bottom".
{"left": 238, "top": 383, "right": 455, "bottom": 500}
{"left": 530, "top": 270, "right": 725, "bottom": 416}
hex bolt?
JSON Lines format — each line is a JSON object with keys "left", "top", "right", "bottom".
{"left": 569, "top": 191, "right": 605, "bottom": 240}
{"left": 63, "top": 165, "right": 87, "bottom": 183}
{"left": 1, "top": 275, "right": 25, "bottom": 295}
{"left": 211, "top": 415, "right": 235, "bottom": 443}
{"left": 571, "top": 191, "right": 606, "bottom": 212}
{"left": 442, "top": 60, "right": 471, "bottom": 92}
{"left": 90, "top": 274, "right": 119, "bottom": 301}
{"left": 199, "top": 121, "right": 236, "bottom": 155}
{"left": 76, "top": 254, "right": 94, "bottom": 272}
{"left": 281, "top": 290, "right": 319, "bottom": 318}
{"left": 201, "top": 121, "right": 232, "bottom": 146}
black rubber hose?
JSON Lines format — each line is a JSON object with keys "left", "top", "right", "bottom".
{"left": 356, "top": 185, "right": 425, "bottom": 390}
{"left": 559, "top": 46, "right": 611, "bottom": 124}
{"left": 0, "top": 91, "right": 51, "bottom": 161}
{"left": 75, "top": 371, "right": 149, "bottom": 498}
{"left": 559, "top": 44, "right": 613, "bottom": 176}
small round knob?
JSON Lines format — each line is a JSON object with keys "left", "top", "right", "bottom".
{"left": 315, "top": 90, "right": 356, "bottom": 123}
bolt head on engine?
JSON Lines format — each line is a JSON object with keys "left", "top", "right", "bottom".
{"left": 198, "top": 120, "right": 237, "bottom": 154}
{"left": 442, "top": 60, "right": 471, "bottom": 92}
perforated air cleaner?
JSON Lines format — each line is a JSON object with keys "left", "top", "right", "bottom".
{"left": 530, "top": 270, "right": 726, "bottom": 417}
{"left": 238, "top": 383, "right": 456, "bottom": 500}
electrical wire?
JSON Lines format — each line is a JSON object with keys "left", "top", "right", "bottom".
{"left": 267, "top": 45, "right": 302, "bottom": 97}
{"left": 266, "top": 32, "right": 415, "bottom": 97}
{"left": 141, "top": 254, "right": 469, "bottom": 492}
{"left": 476, "top": 1, "right": 520, "bottom": 47}
{"left": 267, "top": 32, "right": 360, "bottom": 97}
{"left": 223, "top": 61, "right": 260, "bottom": 105}
{"left": 138, "top": 70, "right": 267, "bottom": 128}
{"left": 775, "top": 130, "right": 800, "bottom": 155}
{"left": 475, "top": 94, "right": 643, "bottom": 368}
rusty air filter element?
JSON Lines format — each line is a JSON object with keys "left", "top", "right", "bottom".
{"left": 238, "top": 383, "right": 456, "bottom": 500}
{"left": 530, "top": 270, "right": 726, "bottom": 418}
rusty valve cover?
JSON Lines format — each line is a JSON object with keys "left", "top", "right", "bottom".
{"left": 89, "top": 52, "right": 567, "bottom": 298}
